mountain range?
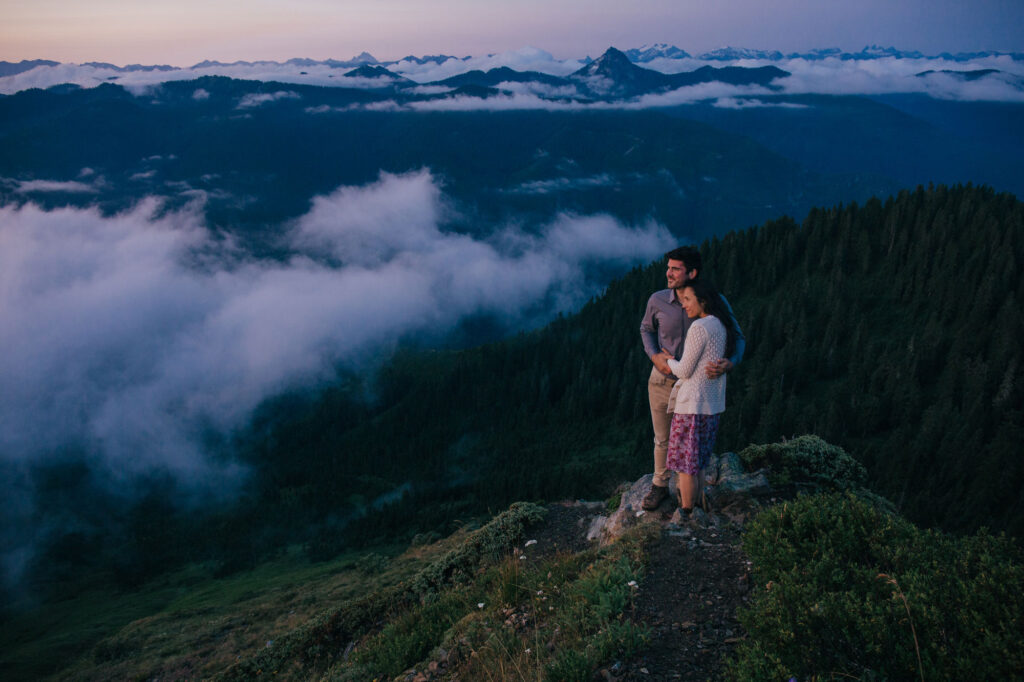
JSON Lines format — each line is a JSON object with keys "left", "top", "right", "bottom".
{"left": 1, "top": 48, "right": 791, "bottom": 101}
{"left": 3, "top": 43, "right": 1021, "bottom": 80}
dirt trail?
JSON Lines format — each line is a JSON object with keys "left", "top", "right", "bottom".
{"left": 528, "top": 494, "right": 758, "bottom": 682}
{"left": 615, "top": 513, "right": 751, "bottom": 681}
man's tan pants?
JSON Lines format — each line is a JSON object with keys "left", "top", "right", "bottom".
{"left": 647, "top": 366, "right": 675, "bottom": 487}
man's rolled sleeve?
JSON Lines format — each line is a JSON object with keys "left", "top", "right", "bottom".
{"left": 640, "top": 303, "right": 661, "bottom": 359}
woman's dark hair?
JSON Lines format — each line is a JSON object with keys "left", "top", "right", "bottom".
{"left": 683, "top": 279, "right": 737, "bottom": 358}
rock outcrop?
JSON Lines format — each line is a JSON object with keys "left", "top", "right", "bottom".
{"left": 586, "top": 451, "right": 771, "bottom": 545}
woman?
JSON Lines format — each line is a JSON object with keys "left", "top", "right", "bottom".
{"left": 663, "top": 279, "right": 738, "bottom": 513}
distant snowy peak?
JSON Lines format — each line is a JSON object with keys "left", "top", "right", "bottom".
{"left": 350, "top": 52, "right": 380, "bottom": 65}
{"left": 696, "top": 44, "right": 1024, "bottom": 62}
{"left": 624, "top": 44, "right": 691, "bottom": 62}
{"left": 849, "top": 45, "right": 924, "bottom": 59}
{"left": 700, "top": 47, "right": 785, "bottom": 61}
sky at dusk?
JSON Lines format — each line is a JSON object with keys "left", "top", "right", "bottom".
{"left": 3, "top": 0, "right": 1024, "bottom": 66}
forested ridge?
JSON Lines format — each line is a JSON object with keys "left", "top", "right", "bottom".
{"left": 242, "top": 182, "right": 1023, "bottom": 550}
{"left": 23, "top": 183, "right": 1024, "bottom": 587}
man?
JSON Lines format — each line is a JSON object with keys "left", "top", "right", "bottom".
{"left": 639, "top": 246, "right": 745, "bottom": 510}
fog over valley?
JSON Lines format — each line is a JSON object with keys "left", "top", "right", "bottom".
{"left": 0, "top": 171, "right": 673, "bottom": 583}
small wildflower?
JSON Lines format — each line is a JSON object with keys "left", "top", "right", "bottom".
{"left": 478, "top": 602, "right": 485, "bottom": 609}
{"left": 525, "top": 539, "right": 537, "bottom": 547}
{"left": 628, "top": 580, "right": 638, "bottom": 588}
{"left": 519, "top": 555, "right": 527, "bottom": 560}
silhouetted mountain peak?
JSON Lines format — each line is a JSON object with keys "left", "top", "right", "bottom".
{"left": 568, "top": 47, "right": 671, "bottom": 97}
{"left": 574, "top": 47, "right": 636, "bottom": 78}
{"left": 343, "top": 64, "right": 409, "bottom": 82}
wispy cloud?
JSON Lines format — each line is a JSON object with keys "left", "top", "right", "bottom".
{"left": 408, "top": 84, "right": 455, "bottom": 96}
{"left": 11, "top": 178, "right": 100, "bottom": 193}
{"left": 506, "top": 174, "right": 618, "bottom": 194}
{"left": 236, "top": 90, "right": 301, "bottom": 108}
{"left": 712, "top": 97, "right": 809, "bottom": 109}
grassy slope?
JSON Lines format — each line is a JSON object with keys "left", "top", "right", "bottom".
{"left": 4, "top": 541, "right": 430, "bottom": 681}
{"left": 6, "top": 438, "right": 1023, "bottom": 681}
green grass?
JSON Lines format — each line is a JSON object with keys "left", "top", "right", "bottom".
{"left": 1, "top": 540, "right": 443, "bottom": 682}
{"left": 327, "top": 523, "right": 656, "bottom": 682}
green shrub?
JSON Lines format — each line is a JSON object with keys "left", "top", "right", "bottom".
{"left": 355, "top": 552, "right": 387, "bottom": 575}
{"left": 730, "top": 493, "right": 1024, "bottom": 681}
{"left": 409, "top": 502, "right": 547, "bottom": 600}
{"left": 739, "top": 434, "right": 867, "bottom": 491}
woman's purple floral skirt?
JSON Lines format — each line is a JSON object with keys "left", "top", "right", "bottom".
{"left": 666, "top": 413, "right": 721, "bottom": 475}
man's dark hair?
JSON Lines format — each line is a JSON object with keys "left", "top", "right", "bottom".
{"left": 664, "top": 246, "right": 702, "bottom": 276}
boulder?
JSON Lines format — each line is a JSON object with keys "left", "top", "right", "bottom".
{"left": 588, "top": 474, "right": 669, "bottom": 545}
{"left": 585, "top": 454, "right": 772, "bottom": 543}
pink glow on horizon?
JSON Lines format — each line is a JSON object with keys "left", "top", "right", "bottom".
{"left": 2, "top": 0, "right": 1022, "bottom": 66}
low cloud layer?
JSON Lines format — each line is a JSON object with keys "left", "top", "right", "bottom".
{"left": 0, "top": 170, "right": 671, "bottom": 491}
{"left": 2, "top": 49, "right": 1020, "bottom": 103}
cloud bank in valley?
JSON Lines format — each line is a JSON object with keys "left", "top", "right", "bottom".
{"left": 0, "top": 170, "right": 672, "bottom": 491}
{"left": 2, "top": 49, "right": 1021, "bottom": 103}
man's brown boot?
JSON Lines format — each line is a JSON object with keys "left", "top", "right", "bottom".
{"left": 641, "top": 484, "right": 668, "bottom": 511}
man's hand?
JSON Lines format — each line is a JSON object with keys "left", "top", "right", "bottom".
{"left": 652, "top": 351, "right": 674, "bottom": 376}
{"left": 705, "top": 358, "right": 734, "bottom": 379}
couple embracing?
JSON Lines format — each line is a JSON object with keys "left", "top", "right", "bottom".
{"left": 640, "top": 246, "right": 745, "bottom": 514}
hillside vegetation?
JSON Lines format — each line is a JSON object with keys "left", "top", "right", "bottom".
{"left": 11, "top": 437, "right": 1023, "bottom": 681}
{"left": 230, "top": 182, "right": 1023, "bottom": 554}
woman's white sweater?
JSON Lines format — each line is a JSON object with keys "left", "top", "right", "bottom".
{"left": 666, "top": 315, "right": 727, "bottom": 415}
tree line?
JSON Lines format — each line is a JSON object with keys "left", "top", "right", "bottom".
{"left": 23, "top": 183, "right": 1023, "bottom": 590}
